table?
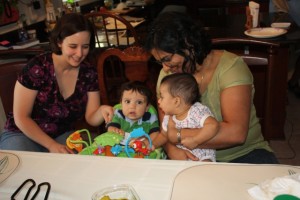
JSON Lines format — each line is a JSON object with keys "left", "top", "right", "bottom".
{"left": 0, "top": 150, "right": 198, "bottom": 200}
{"left": 1, "top": 150, "right": 300, "bottom": 200}
{"left": 110, "top": 7, "right": 137, "bottom": 15}
{"left": 105, "top": 16, "right": 145, "bottom": 30}
{"left": 95, "top": 16, "right": 144, "bottom": 47}
{"left": 171, "top": 164, "right": 300, "bottom": 199}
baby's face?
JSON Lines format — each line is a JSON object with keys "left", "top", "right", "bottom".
{"left": 158, "top": 84, "right": 177, "bottom": 115}
{"left": 121, "top": 90, "right": 149, "bottom": 122}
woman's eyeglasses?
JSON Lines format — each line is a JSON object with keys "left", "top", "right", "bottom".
{"left": 155, "top": 54, "right": 176, "bottom": 67}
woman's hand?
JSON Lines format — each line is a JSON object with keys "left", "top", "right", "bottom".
{"left": 100, "top": 105, "right": 114, "bottom": 123}
{"left": 164, "top": 142, "right": 199, "bottom": 161}
{"left": 181, "top": 136, "right": 199, "bottom": 150}
{"left": 48, "top": 141, "right": 74, "bottom": 154}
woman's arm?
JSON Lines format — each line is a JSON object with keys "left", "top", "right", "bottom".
{"left": 157, "top": 105, "right": 164, "bottom": 126}
{"left": 152, "top": 131, "right": 168, "bottom": 149}
{"left": 13, "top": 82, "right": 73, "bottom": 153}
{"left": 204, "top": 85, "right": 251, "bottom": 148}
{"left": 168, "top": 85, "right": 251, "bottom": 149}
{"left": 85, "top": 91, "right": 114, "bottom": 126}
{"left": 157, "top": 106, "right": 198, "bottom": 160}
{"left": 181, "top": 116, "right": 219, "bottom": 150}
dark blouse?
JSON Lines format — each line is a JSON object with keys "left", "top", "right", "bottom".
{"left": 5, "top": 53, "right": 99, "bottom": 138}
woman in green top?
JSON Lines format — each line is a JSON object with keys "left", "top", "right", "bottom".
{"left": 144, "top": 12, "right": 278, "bottom": 163}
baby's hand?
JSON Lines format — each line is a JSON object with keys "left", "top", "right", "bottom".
{"left": 134, "top": 138, "right": 155, "bottom": 151}
{"left": 100, "top": 105, "right": 114, "bottom": 123}
{"left": 108, "top": 127, "right": 125, "bottom": 136}
{"left": 148, "top": 141, "right": 157, "bottom": 152}
{"left": 181, "top": 136, "right": 198, "bottom": 150}
{"left": 142, "top": 138, "right": 155, "bottom": 151}
{"left": 150, "top": 144, "right": 156, "bottom": 151}
{"left": 143, "top": 141, "right": 155, "bottom": 152}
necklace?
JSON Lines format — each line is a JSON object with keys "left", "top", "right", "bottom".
{"left": 197, "top": 52, "right": 213, "bottom": 92}
{"left": 198, "top": 73, "right": 205, "bottom": 92}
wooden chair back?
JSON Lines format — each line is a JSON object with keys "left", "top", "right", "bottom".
{"left": 97, "top": 46, "right": 153, "bottom": 106}
{"left": 0, "top": 61, "right": 26, "bottom": 117}
{"left": 85, "top": 12, "right": 140, "bottom": 48}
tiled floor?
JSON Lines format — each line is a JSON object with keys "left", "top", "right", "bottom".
{"left": 269, "top": 90, "right": 300, "bottom": 166}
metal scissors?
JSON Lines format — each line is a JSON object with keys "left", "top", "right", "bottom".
{"left": 11, "top": 178, "right": 51, "bottom": 200}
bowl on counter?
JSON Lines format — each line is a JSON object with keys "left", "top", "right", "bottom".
{"left": 271, "top": 22, "right": 291, "bottom": 29}
{"left": 92, "top": 184, "right": 140, "bottom": 200}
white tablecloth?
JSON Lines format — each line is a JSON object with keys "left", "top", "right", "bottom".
{"left": 0, "top": 150, "right": 199, "bottom": 200}
{"left": 1, "top": 150, "right": 300, "bottom": 200}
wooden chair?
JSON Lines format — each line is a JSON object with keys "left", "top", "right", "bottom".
{"left": 85, "top": 12, "right": 144, "bottom": 104}
{"left": 0, "top": 61, "right": 27, "bottom": 117}
{"left": 97, "top": 46, "right": 156, "bottom": 106}
{"left": 85, "top": 12, "right": 140, "bottom": 48}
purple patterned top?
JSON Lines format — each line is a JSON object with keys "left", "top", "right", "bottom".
{"left": 5, "top": 53, "right": 99, "bottom": 138}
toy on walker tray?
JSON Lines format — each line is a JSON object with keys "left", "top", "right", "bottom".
{"left": 66, "top": 127, "right": 163, "bottom": 159}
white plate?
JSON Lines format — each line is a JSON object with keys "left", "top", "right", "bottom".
{"left": 170, "top": 164, "right": 300, "bottom": 200}
{"left": 0, "top": 152, "right": 20, "bottom": 184}
{"left": 244, "top": 27, "right": 287, "bottom": 38}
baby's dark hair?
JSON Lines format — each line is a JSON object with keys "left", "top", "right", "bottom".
{"left": 119, "top": 81, "right": 152, "bottom": 104}
{"left": 161, "top": 73, "right": 200, "bottom": 105}
{"left": 49, "top": 13, "right": 95, "bottom": 55}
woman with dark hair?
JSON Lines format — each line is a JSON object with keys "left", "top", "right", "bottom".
{"left": 145, "top": 12, "right": 278, "bottom": 164}
{"left": 0, "top": 13, "right": 113, "bottom": 153}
